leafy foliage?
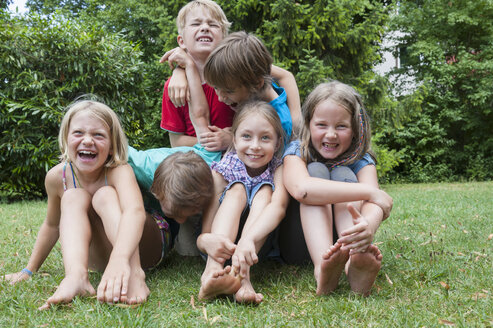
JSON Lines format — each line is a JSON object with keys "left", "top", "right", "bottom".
{"left": 0, "top": 12, "right": 152, "bottom": 198}
{"left": 384, "top": 0, "right": 493, "bottom": 181}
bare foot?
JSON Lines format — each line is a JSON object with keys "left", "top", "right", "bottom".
{"left": 198, "top": 266, "right": 241, "bottom": 300}
{"left": 38, "top": 275, "right": 95, "bottom": 310}
{"left": 316, "top": 242, "right": 349, "bottom": 295}
{"left": 125, "top": 267, "right": 150, "bottom": 305}
{"left": 235, "top": 278, "right": 263, "bottom": 304}
{"left": 346, "top": 244, "right": 382, "bottom": 296}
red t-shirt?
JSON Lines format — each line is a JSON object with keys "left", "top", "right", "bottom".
{"left": 161, "top": 78, "right": 235, "bottom": 137}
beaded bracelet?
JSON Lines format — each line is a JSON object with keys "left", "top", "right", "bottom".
{"left": 21, "top": 268, "right": 33, "bottom": 276}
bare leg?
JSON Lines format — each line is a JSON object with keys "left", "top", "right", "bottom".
{"left": 92, "top": 186, "right": 149, "bottom": 304}
{"left": 233, "top": 186, "right": 271, "bottom": 303}
{"left": 300, "top": 202, "right": 348, "bottom": 295}
{"left": 199, "top": 184, "right": 245, "bottom": 300}
{"left": 346, "top": 244, "right": 382, "bottom": 296}
{"left": 39, "top": 189, "right": 96, "bottom": 310}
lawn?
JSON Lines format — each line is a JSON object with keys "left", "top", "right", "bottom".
{"left": 0, "top": 182, "right": 491, "bottom": 327}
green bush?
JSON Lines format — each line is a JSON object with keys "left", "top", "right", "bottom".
{"left": 385, "top": 0, "right": 493, "bottom": 181}
{"left": 0, "top": 12, "right": 152, "bottom": 199}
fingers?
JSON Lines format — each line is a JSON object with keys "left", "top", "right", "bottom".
{"left": 232, "top": 254, "right": 240, "bottom": 274}
{"left": 223, "top": 238, "right": 237, "bottom": 254}
{"left": 120, "top": 276, "right": 129, "bottom": 303}
{"left": 98, "top": 273, "right": 129, "bottom": 304}
{"left": 159, "top": 48, "right": 176, "bottom": 63}
{"left": 3, "top": 271, "right": 30, "bottom": 285}
{"left": 347, "top": 203, "right": 362, "bottom": 224}
{"left": 169, "top": 87, "right": 187, "bottom": 107}
{"left": 112, "top": 277, "right": 122, "bottom": 304}
{"left": 38, "top": 302, "right": 50, "bottom": 311}
{"left": 97, "top": 279, "right": 109, "bottom": 303}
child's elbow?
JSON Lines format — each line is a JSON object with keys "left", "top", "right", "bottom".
{"left": 289, "top": 184, "right": 309, "bottom": 203}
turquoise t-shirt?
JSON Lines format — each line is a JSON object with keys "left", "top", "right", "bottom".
{"left": 270, "top": 83, "right": 292, "bottom": 143}
{"left": 128, "top": 144, "right": 221, "bottom": 192}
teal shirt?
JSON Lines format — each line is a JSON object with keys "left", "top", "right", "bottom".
{"left": 128, "top": 144, "right": 221, "bottom": 192}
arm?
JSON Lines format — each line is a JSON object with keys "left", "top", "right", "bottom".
{"left": 271, "top": 65, "right": 302, "bottom": 133}
{"left": 160, "top": 48, "right": 189, "bottom": 108}
{"left": 165, "top": 47, "right": 211, "bottom": 139}
{"left": 337, "top": 165, "right": 387, "bottom": 253}
{"left": 283, "top": 155, "right": 393, "bottom": 216}
{"left": 168, "top": 131, "right": 198, "bottom": 148}
{"left": 3, "top": 167, "right": 61, "bottom": 284}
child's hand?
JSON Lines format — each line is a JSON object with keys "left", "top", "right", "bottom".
{"left": 200, "top": 233, "right": 236, "bottom": 264}
{"left": 338, "top": 204, "right": 374, "bottom": 254}
{"left": 161, "top": 47, "right": 190, "bottom": 107}
{"left": 165, "top": 47, "right": 193, "bottom": 70}
{"left": 369, "top": 189, "right": 393, "bottom": 220}
{"left": 199, "top": 126, "right": 233, "bottom": 152}
{"left": 2, "top": 270, "right": 31, "bottom": 285}
{"left": 232, "top": 239, "right": 258, "bottom": 278}
{"left": 97, "top": 257, "right": 131, "bottom": 304}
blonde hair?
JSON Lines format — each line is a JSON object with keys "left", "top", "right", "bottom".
{"left": 58, "top": 99, "right": 128, "bottom": 167}
{"left": 176, "top": 0, "right": 231, "bottom": 36}
{"left": 231, "top": 100, "right": 286, "bottom": 158}
{"left": 150, "top": 151, "right": 213, "bottom": 217}
{"left": 204, "top": 31, "right": 273, "bottom": 94}
{"left": 300, "top": 81, "right": 372, "bottom": 167}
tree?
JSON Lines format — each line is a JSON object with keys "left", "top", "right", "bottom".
{"left": 384, "top": 0, "right": 493, "bottom": 181}
{"left": 17, "top": 0, "right": 402, "bottom": 184}
{"left": 0, "top": 12, "right": 152, "bottom": 198}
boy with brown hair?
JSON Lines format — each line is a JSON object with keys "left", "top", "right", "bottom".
{"left": 128, "top": 146, "right": 216, "bottom": 265}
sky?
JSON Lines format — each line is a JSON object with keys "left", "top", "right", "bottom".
{"left": 8, "top": 0, "right": 28, "bottom": 14}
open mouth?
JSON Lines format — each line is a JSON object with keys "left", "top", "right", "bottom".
{"left": 78, "top": 150, "right": 96, "bottom": 159}
{"left": 322, "top": 142, "right": 338, "bottom": 150}
{"left": 197, "top": 37, "right": 212, "bottom": 42}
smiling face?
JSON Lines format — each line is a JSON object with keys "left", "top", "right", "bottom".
{"left": 177, "top": 6, "right": 224, "bottom": 60}
{"left": 67, "top": 111, "right": 112, "bottom": 174}
{"left": 233, "top": 112, "right": 279, "bottom": 177}
{"left": 309, "top": 99, "right": 354, "bottom": 160}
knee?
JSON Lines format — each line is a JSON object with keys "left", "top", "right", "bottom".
{"left": 61, "top": 188, "right": 91, "bottom": 209}
{"left": 330, "top": 166, "right": 357, "bottom": 183}
{"left": 92, "top": 186, "right": 117, "bottom": 211}
{"left": 307, "top": 162, "right": 330, "bottom": 179}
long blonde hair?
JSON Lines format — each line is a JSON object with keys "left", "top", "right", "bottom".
{"left": 58, "top": 99, "right": 128, "bottom": 167}
{"left": 299, "top": 81, "right": 372, "bottom": 167}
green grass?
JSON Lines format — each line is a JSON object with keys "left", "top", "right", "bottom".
{"left": 1, "top": 182, "right": 492, "bottom": 327}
